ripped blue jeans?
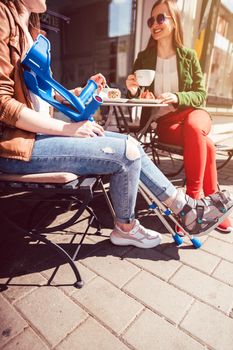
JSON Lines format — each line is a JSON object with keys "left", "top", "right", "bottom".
{"left": 0, "top": 131, "right": 176, "bottom": 223}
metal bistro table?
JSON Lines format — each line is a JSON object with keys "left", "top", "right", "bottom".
{"left": 101, "top": 98, "right": 173, "bottom": 168}
{"left": 102, "top": 98, "right": 168, "bottom": 141}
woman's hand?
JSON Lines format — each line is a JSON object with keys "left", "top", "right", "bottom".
{"left": 73, "top": 87, "right": 83, "bottom": 97}
{"left": 126, "top": 74, "right": 139, "bottom": 96}
{"left": 17, "top": 106, "right": 105, "bottom": 137}
{"left": 156, "top": 92, "right": 178, "bottom": 104}
{"left": 90, "top": 73, "right": 106, "bottom": 92}
{"left": 140, "top": 89, "right": 156, "bottom": 99}
{"left": 71, "top": 73, "right": 106, "bottom": 98}
{"left": 65, "top": 120, "right": 105, "bottom": 138}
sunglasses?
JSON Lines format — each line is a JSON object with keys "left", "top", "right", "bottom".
{"left": 147, "top": 13, "right": 171, "bottom": 28}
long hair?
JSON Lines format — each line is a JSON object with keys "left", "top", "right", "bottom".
{"left": 0, "top": 0, "right": 40, "bottom": 28}
{"left": 146, "top": 0, "right": 184, "bottom": 49}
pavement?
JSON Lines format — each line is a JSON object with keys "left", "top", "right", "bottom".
{"left": 1, "top": 143, "right": 233, "bottom": 350}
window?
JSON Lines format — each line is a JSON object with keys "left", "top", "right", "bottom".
{"left": 207, "top": 1, "right": 233, "bottom": 106}
{"left": 41, "top": 0, "right": 137, "bottom": 94}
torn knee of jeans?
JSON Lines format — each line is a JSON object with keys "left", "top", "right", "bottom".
{"left": 126, "top": 138, "right": 140, "bottom": 160}
{"left": 128, "top": 135, "right": 140, "bottom": 146}
{"left": 102, "top": 147, "right": 115, "bottom": 154}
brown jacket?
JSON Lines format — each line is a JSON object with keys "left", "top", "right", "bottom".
{"left": 0, "top": 1, "right": 43, "bottom": 161}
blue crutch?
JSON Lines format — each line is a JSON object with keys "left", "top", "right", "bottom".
{"left": 139, "top": 182, "right": 202, "bottom": 249}
{"left": 22, "top": 34, "right": 102, "bottom": 122}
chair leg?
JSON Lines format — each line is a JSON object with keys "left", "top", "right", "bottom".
{"left": 1, "top": 209, "right": 84, "bottom": 287}
{"left": 33, "top": 193, "right": 94, "bottom": 234}
{"left": 28, "top": 230, "right": 84, "bottom": 288}
{"left": 217, "top": 150, "right": 233, "bottom": 170}
{"left": 99, "top": 179, "right": 115, "bottom": 219}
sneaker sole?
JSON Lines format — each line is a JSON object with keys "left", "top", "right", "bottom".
{"left": 110, "top": 235, "right": 162, "bottom": 249}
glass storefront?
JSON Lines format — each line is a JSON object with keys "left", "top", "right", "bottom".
{"left": 41, "top": 0, "right": 137, "bottom": 94}
{"left": 207, "top": 0, "right": 233, "bottom": 106}
{"left": 40, "top": 0, "right": 233, "bottom": 109}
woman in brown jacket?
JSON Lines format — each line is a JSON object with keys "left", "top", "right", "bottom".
{"left": 0, "top": 0, "right": 233, "bottom": 243}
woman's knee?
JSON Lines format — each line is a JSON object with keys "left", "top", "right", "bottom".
{"left": 103, "top": 131, "right": 142, "bottom": 160}
{"left": 126, "top": 136, "right": 142, "bottom": 160}
{"left": 184, "top": 109, "right": 212, "bottom": 136}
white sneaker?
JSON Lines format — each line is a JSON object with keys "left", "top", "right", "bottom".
{"left": 110, "top": 219, "right": 162, "bottom": 249}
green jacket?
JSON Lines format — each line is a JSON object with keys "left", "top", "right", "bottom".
{"left": 133, "top": 45, "right": 206, "bottom": 107}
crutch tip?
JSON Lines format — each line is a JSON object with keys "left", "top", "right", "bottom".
{"left": 173, "top": 233, "right": 183, "bottom": 246}
{"left": 190, "top": 237, "right": 202, "bottom": 249}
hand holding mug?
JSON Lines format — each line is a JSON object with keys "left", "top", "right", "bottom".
{"left": 126, "top": 69, "right": 155, "bottom": 96}
{"left": 126, "top": 74, "right": 139, "bottom": 96}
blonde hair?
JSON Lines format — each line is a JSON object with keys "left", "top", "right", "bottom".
{"left": 147, "top": 0, "right": 184, "bottom": 49}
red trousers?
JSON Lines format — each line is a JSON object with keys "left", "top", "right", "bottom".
{"left": 156, "top": 108, "right": 218, "bottom": 199}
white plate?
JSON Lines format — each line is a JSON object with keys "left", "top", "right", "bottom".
{"left": 103, "top": 98, "right": 128, "bottom": 103}
{"left": 129, "top": 98, "right": 163, "bottom": 104}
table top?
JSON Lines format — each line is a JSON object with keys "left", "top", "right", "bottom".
{"left": 102, "top": 98, "right": 168, "bottom": 107}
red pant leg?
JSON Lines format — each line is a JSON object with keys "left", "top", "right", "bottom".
{"left": 156, "top": 108, "right": 218, "bottom": 199}
{"left": 203, "top": 137, "right": 218, "bottom": 197}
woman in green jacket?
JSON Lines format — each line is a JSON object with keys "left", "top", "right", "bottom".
{"left": 126, "top": 0, "right": 232, "bottom": 233}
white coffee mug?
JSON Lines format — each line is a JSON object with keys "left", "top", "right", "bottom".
{"left": 135, "top": 69, "right": 155, "bottom": 86}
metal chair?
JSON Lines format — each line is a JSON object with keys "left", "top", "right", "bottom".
{"left": 0, "top": 172, "right": 113, "bottom": 289}
{"left": 151, "top": 138, "right": 233, "bottom": 176}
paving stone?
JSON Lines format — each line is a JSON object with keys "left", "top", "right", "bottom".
{"left": 125, "top": 248, "right": 181, "bottom": 281}
{"left": 15, "top": 287, "right": 87, "bottom": 347}
{"left": 1, "top": 273, "right": 47, "bottom": 304}
{"left": 72, "top": 276, "right": 143, "bottom": 334}
{"left": 51, "top": 230, "right": 109, "bottom": 246}
{"left": 123, "top": 270, "right": 193, "bottom": 324}
{"left": 202, "top": 237, "right": 233, "bottom": 262}
{"left": 164, "top": 245, "right": 220, "bottom": 274}
{"left": 170, "top": 265, "right": 233, "bottom": 313}
{"left": 181, "top": 301, "right": 233, "bottom": 350}
{"left": 156, "top": 233, "right": 174, "bottom": 251}
{"left": 81, "top": 245, "right": 140, "bottom": 288}
{"left": 123, "top": 309, "right": 204, "bottom": 350}
{"left": 209, "top": 230, "right": 233, "bottom": 244}
{"left": 212, "top": 260, "right": 233, "bottom": 286}
{"left": 56, "top": 317, "right": 129, "bottom": 350}
{"left": 87, "top": 231, "right": 112, "bottom": 243}
{"left": 0, "top": 237, "right": 55, "bottom": 281}
{"left": 41, "top": 258, "right": 96, "bottom": 295}
{"left": 35, "top": 209, "right": 92, "bottom": 235}
{"left": 49, "top": 231, "right": 83, "bottom": 245}
{"left": 2, "top": 328, "right": 49, "bottom": 350}
{"left": 49, "top": 233, "right": 107, "bottom": 259}
{"left": 0, "top": 295, "right": 28, "bottom": 348}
